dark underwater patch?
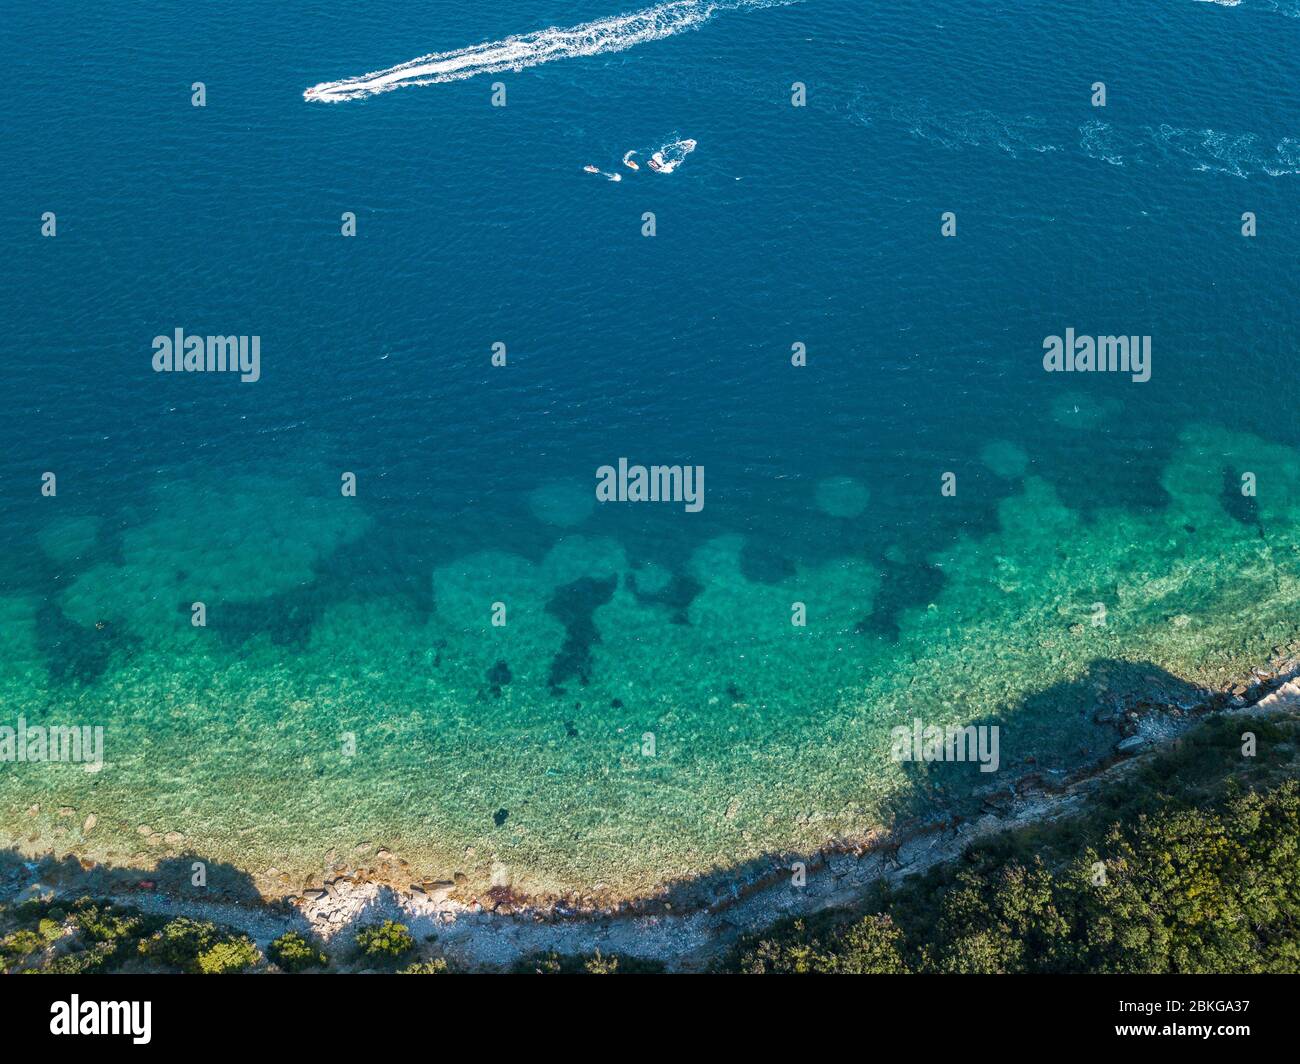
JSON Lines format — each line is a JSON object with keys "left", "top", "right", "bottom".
{"left": 855, "top": 557, "right": 947, "bottom": 643}
{"left": 739, "top": 541, "right": 797, "bottom": 585}
{"left": 628, "top": 570, "right": 701, "bottom": 625}
{"left": 213, "top": 591, "right": 327, "bottom": 649}
{"left": 545, "top": 575, "right": 618, "bottom": 691}
{"left": 35, "top": 601, "right": 133, "bottom": 687}
{"left": 1222, "top": 466, "right": 1261, "bottom": 529}
{"left": 487, "top": 659, "right": 512, "bottom": 697}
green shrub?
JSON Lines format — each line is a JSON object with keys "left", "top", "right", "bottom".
{"left": 268, "top": 931, "right": 328, "bottom": 972}
{"left": 35, "top": 941, "right": 118, "bottom": 975}
{"left": 734, "top": 915, "right": 908, "bottom": 974}
{"left": 512, "top": 949, "right": 665, "bottom": 974}
{"left": 195, "top": 937, "right": 260, "bottom": 974}
{"left": 138, "top": 917, "right": 217, "bottom": 969}
{"left": 139, "top": 917, "right": 259, "bottom": 973}
{"left": 37, "top": 918, "right": 64, "bottom": 943}
{"left": 399, "top": 958, "right": 450, "bottom": 974}
{"left": 72, "top": 900, "right": 152, "bottom": 945}
{"left": 12, "top": 900, "right": 48, "bottom": 925}
{"left": 355, "top": 919, "right": 414, "bottom": 960}
{"left": 0, "top": 928, "right": 44, "bottom": 968}
{"left": 582, "top": 950, "right": 624, "bottom": 974}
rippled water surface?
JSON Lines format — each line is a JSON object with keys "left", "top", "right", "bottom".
{"left": 2, "top": 0, "right": 1298, "bottom": 896}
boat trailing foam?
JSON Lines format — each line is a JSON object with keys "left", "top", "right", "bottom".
{"left": 304, "top": 0, "right": 798, "bottom": 103}
{"left": 647, "top": 137, "right": 697, "bottom": 173}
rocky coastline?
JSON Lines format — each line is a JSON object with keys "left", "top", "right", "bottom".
{"left": 6, "top": 649, "right": 1300, "bottom": 972}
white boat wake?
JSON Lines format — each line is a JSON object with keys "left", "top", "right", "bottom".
{"left": 304, "top": 0, "right": 798, "bottom": 103}
{"left": 587, "top": 137, "right": 696, "bottom": 180}
{"left": 648, "top": 137, "right": 697, "bottom": 173}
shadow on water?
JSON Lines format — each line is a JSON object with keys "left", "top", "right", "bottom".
{"left": 638, "top": 657, "right": 1217, "bottom": 913}
{"left": 0, "top": 848, "right": 265, "bottom": 906}
{"left": 884, "top": 658, "right": 1210, "bottom": 815}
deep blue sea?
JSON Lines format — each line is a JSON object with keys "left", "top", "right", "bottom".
{"left": 2, "top": 0, "right": 1299, "bottom": 897}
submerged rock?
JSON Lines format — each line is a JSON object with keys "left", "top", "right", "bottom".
{"left": 980, "top": 440, "right": 1030, "bottom": 479}
{"left": 529, "top": 480, "right": 594, "bottom": 527}
{"left": 815, "top": 475, "right": 870, "bottom": 518}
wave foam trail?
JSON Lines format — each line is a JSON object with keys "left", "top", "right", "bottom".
{"left": 304, "top": 0, "right": 796, "bottom": 103}
{"left": 650, "top": 136, "right": 698, "bottom": 172}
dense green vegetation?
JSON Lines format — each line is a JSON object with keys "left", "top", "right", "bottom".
{"left": 353, "top": 919, "right": 415, "bottom": 961}
{"left": 136, "top": 916, "right": 260, "bottom": 973}
{"left": 725, "top": 713, "right": 1300, "bottom": 974}
{"left": 268, "top": 930, "right": 329, "bottom": 972}
{"left": 399, "top": 958, "right": 452, "bottom": 974}
{"left": 511, "top": 949, "right": 666, "bottom": 974}
{"left": 0, "top": 899, "right": 269, "bottom": 974}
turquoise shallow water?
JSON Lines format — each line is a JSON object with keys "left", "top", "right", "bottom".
{"left": 1, "top": 0, "right": 1299, "bottom": 897}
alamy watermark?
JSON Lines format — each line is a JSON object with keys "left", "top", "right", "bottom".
{"left": 0, "top": 717, "right": 104, "bottom": 768}
{"left": 152, "top": 328, "right": 261, "bottom": 382}
{"left": 596, "top": 458, "right": 704, "bottom": 512}
{"left": 50, "top": 996, "right": 150, "bottom": 1044}
{"left": 890, "top": 718, "right": 1000, "bottom": 773}
{"left": 1042, "top": 328, "right": 1150, "bottom": 383}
